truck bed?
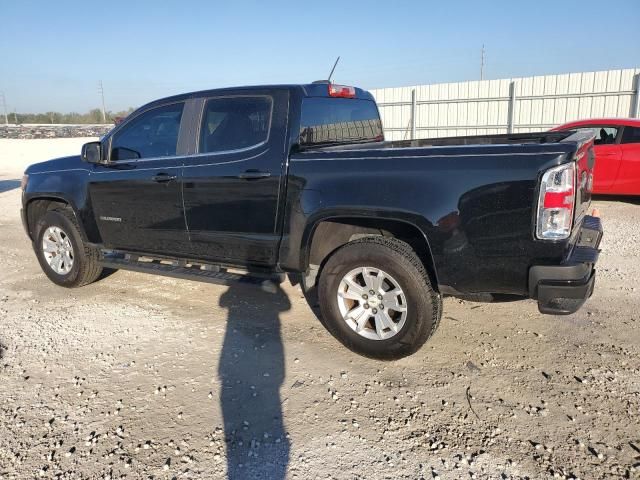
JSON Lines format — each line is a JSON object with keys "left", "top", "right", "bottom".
{"left": 310, "top": 130, "right": 583, "bottom": 152}
{"left": 286, "top": 129, "right": 595, "bottom": 296}
{"left": 388, "top": 131, "right": 575, "bottom": 147}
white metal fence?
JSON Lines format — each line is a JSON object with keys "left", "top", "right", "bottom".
{"left": 370, "top": 68, "right": 640, "bottom": 140}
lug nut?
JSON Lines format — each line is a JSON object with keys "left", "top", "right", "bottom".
{"left": 362, "top": 294, "right": 368, "bottom": 300}
{"left": 380, "top": 305, "right": 384, "bottom": 310}
{"left": 369, "top": 290, "right": 375, "bottom": 295}
{"left": 372, "top": 308, "right": 378, "bottom": 314}
{"left": 364, "top": 303, "right": 370, "bottom": 309}
{"left": 377, "top": 294, "right": 382, "bottom": 300}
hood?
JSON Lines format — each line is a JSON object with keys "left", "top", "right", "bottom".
{"left": 25, "top": 155, "right": 86, "bottom": 174}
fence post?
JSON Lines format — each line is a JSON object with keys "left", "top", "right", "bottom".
{"left": 507, "top": 81, "right": 517, "bottom": 134}
{"left": 411, "top": 89, "right": 417, "bottom": 140}
{"left": 633, "top": 73, "right": 640, "bottom": 119}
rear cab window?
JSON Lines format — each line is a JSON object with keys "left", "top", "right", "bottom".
{"left": 299, "top": 97, "right": 383, "bottom": 148}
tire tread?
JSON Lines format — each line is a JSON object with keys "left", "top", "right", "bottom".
{"left": 56, "top": 208, "right": 102, "bottom": 287}
{"left": 318, "top": 235, "right": 442, "bottom": 359}
{"left": 36, "top": 208, "right": 103, "bottom": 287}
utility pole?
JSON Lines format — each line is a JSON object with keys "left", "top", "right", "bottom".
{"left": 98, "top": 80, "right": 107, "bottom": 123}
{"left": 480, "top": 44, "right": 485, "bottom": 81}
{"left": 0, "top": 92, "right": 8, "bottom": 125}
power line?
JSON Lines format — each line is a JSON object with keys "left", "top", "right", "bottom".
{"left": 98, "top": 81, "right": 107, "bottom": 123}
{"left": 0, "top": 92, "right": 8, "bottom": 125}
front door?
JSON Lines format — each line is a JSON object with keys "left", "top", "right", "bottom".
{"left": 88, "top": 102, "right": 188, "bottom": 254}
{"left": 181, "top": 90, "right": 289, "bottom": 267}
{"left": 581, "top": 126, "right": 623, "bottom": 192}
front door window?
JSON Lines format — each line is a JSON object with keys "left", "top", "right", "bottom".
{"left": 111, "top": 103, "right": 184, "bottom": 161}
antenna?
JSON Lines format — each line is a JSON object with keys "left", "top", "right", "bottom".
{"left": 480, "top": 45, "right": 485, "bottom": 81}
{"left": 327, "top": 56, "right": 340, "bottom": 83}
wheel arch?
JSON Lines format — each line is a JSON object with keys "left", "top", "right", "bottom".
{"left": 25, "top": 196, "right": 89, "bottom": 242}
{"left": 303, "top": 215, "right": 439, "bottom": 291}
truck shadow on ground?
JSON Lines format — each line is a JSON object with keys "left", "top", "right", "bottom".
{"left": 217, "top": 283, "right": 291, "bottom": 479}
{"left": 0, "top": 180, "right": 21, "bottom": 194}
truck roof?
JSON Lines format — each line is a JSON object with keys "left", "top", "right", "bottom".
{"left": 552, "top": 118, "right": 640, "bottom": 129}
{"left": 136, "top": 83, "right": 376, "bottom": 113}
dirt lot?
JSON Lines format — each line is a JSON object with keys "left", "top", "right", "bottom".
{"left": 1, "top": 139, "right": 639, "bottom": 480}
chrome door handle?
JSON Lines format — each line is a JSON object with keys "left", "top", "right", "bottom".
{"left": 152, "top": 173, "right": 177, "bottom": 183}
{"left": 237, "top": 170, "right": 271, "bottom": 180}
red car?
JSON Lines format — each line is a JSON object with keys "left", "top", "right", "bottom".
{"left": 552, "top": 118, "right": 640, "bottom": 195}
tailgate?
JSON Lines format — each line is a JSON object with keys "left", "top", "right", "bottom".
{"left": 563, "top": 130, "right": 596, "bottom": 226}
{"left": 536, "top": 130, "right": 595, "bottom": 242}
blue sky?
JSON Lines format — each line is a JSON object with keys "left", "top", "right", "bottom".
{"left": 1, "top": 0, "right": 639, "bottom": 113}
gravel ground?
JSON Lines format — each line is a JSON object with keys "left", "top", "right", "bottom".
{"left": 0, "top": 139, "right": 639, "bottom": 480}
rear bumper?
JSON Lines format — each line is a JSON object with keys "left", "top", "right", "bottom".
{"left": 529, "top": 215, "right": 603, "bottom": 315}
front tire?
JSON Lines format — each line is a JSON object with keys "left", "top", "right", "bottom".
{"left": 34, "top": 209, "right": 103, "bottom": 288}
{"left": 318, "top": 236, "right": 442, "bottom": 360}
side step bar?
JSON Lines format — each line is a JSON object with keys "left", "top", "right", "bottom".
{"left": 99, "top": 252, "right": 280, "bottom": 293}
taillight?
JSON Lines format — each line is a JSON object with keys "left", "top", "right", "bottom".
{"left": 328, "top": 84, "right": 356, "bottom": 98}
{"left": 536, "top": 163, "right": 575, "bottom": 240}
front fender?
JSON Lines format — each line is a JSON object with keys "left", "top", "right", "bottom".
{"left": 23, "top": 169, "right": 101, "bottom": 243}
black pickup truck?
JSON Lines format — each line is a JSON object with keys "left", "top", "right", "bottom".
{"left": 21, "top": 82, "right": 603, "bottom": 359}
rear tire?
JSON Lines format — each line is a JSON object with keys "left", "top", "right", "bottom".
{"left": 34, "top": 209, "right": 103, "bottom": 288}
{"left": 318, "top": 236, "right": 442, "bottom": 360}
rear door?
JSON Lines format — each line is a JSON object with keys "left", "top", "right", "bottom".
{"left": 616, "top": 126, "right": 640, "bottom": 194}
{"left": 181, "top": 89, "right": 290, "bottom": 266}
{"left": 576, "top": 126, "right": 623, "bottom": 192}
{"left": 88, "top": 101, "right": 192, "bottom": 254}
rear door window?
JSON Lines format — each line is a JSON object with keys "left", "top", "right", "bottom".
{"left": 199, "top": 96, "right": 272, "bottom": 153}
{"left": 621, "top": 126, "right": 640, "bottom": 144}
{"left": 299, "top": 98, "right": 383, "bottom": 148}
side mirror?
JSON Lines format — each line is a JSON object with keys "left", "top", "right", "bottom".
{"left": 81, "top": 141, "right": 103, "bottom": 163}
{"left": 111, "top": 146, "right": 141, "bottom": 161}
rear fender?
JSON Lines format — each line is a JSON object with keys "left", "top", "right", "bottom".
{"left": 300, "top": 210, "right": 439, "bottom": 288}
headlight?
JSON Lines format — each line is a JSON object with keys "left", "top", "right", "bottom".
{"left": 21, "top": 174, "right": 28, "bottom": 191}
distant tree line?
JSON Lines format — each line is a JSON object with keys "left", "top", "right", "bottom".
{"left": 8, "top": 107, "right": 135, "bottom": 125}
